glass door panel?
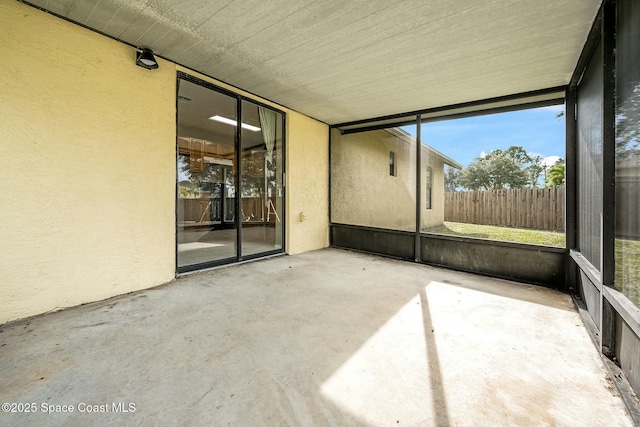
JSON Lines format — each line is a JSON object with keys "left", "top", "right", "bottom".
{"left": 177, "top": 79, "right": 237, "bottom": 268}
{"left": 240, "top": 100, "right": 284, "bottom": 257}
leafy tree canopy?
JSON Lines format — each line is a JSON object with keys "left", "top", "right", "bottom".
{"left": 546, "top": 158, "right": 565, "bottom": 188}
{"left": 617, "top": 85, "right": 640, "bottom": 162}
{"left": 458, "top": 146, "right": 544, "bottom": 191}
{"left": 444, "top": 166, "right": 460, "bottom": 192}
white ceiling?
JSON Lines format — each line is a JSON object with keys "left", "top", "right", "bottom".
{"left": 28, "top": 0, "right": 601, "bottom": 124}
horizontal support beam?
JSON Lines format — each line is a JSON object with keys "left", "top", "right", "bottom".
{"left": 570, "top": 250, "right": 602, "bottom": 291}
{"left": 333, "top": 86, "right": 566, "bottom": 131}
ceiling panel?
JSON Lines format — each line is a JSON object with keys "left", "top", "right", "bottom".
{"left": 64, "top": 0, "right": 95, "bottom": 23}
{"left": 40, "top": 0, "right": 74, "bottom": 16}
{"left": 25, "top": 0, "right": 601, "bottom": 124}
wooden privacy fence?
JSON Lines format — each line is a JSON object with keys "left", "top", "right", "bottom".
{"left": 444, "top": 188, "right": 565, "bottom": 231}
{"left": 179, "top": 197, "right": 279, "bottom": 224}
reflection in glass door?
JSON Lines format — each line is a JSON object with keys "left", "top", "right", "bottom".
{"left": 241, "top": 100, "right": 284, "bottom": 257}
{"left": 176, "top": 76, "right": 285, "bottom": 271}
{"left": 177, "top": 79, "right": 237, "bottom": 268}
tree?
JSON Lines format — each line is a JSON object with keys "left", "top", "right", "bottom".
{"left": 617, "top": 84, "right": 640, "bottom": 162}
{"left": 524, "top": 155, "right": 545, "bottom": 188}
{"left": 546, "top": 158, "right": 565, "bottom": 188}
{"left": 458, "top": 147, "right": 535, "bottom": 190}
{"left": 502, "top": 146, "right": 530, "bottom": 165}
{"left": 501, "top": 147, "right": 545, "bottom": 187}
{"left": 444, "top": 166, "right": 460, "bottom": 192}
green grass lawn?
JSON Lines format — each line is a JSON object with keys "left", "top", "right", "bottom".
{"left": 424, "top": 221, "right": 640, "bottom": 306}
{"left": 424, "top": 221, "right": 566, "bottom": 247}
{"left": 616, "top": 238, "right": 640, "bottom": 307}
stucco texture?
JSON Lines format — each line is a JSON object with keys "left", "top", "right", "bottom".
{"left": 0, "top": 0, "right": 329, "bottom": 324}
{"left": 421, "top": 148, "right": 447, "bottom": 231}
{"left": 0, "top": 0, "right": 177, "bottom": 324}
{"left": 286, "top": 111, "right": 329, "bottom": 254}
{"left": 331, "top": 128, "right": 446, "bottom": 232}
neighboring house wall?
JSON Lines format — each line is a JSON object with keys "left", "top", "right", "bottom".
{"left": 0, "top": 0, "right": 328, "bottom": 324}
{"left": 331, "top": 129, "right": 446, "bottom": 232}
{"left": 420, "top": 145, "right": 447, "bottom": 230}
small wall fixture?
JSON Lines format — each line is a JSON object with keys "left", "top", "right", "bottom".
{"left": 136, "top": 48, "right": 158, "bottom": 70}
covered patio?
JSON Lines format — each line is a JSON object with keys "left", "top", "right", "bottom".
{"left": 0, "top": 249, "right": 631, "bottom": 426}
{"left": 3, "top": 0, "right": 640, "bottom": 425}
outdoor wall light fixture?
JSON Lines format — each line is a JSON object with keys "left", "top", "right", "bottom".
{"left": 136, "top": 48, "right": 159, "bottom": 70}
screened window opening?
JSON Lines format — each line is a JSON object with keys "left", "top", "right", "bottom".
{"left": 331, "top": 122, "right": 417, "bottom": 232}
{"left": 419, "top": 105, "right": 566, "bottom": 247}
{"left": 576, "top": 42, "right": 603, "bottom": 269}
{"left": 615, "top": 0, "right": 640, "bottom": 305}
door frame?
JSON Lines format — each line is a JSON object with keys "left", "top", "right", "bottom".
{"left": 175, "top": 72, "right": 286, "bottom": 273}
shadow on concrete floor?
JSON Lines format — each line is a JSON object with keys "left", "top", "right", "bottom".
{"left": 0, "top": 248, "right": 632, "bottom": 426}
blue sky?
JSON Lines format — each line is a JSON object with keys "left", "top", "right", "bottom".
{"left": 402, "top": 105, "right": 566, "bottom": 168}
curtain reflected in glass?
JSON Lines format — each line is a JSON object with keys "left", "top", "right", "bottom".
{"left": 240, "top": 100, "right": 284, "bottom": 257}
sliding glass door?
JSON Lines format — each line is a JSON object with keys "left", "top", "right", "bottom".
{"left": 177, "top": 79, "right": 237, "bottom": 268}
{"left": 176, "top": 75, "right": 285, "bottom": 271}
{"left": 240, "top": 100, "right": 284, "bottom": 257}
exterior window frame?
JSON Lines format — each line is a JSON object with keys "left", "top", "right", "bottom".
{"left": 389, "top": 151, "right": 396, "bottom": 176}
{"left": 425, "top": 166, "right": 433, "bottom": 210}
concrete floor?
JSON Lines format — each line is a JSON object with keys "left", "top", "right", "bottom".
{"left": 0, "top": 249, "right": 632, "bottom": 427}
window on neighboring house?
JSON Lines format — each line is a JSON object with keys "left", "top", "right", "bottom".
{"left": 425, "top": 166, "right": 433, "bottom": 209}
{"left": 389, "top": 151, "right": 396, "bottom": 176}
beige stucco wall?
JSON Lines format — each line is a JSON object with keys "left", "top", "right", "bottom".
{"left": 286, "top": 111, "right": 330, "bottom": 254}
{"left": 0, "top": 0, "right": 328, "bottom": 324}
{"left": 331, "top": 128, "right": 445, "bottom": 232}
{"left": 421, "top": 146, "right": 447, "bottom": 231}
{"left": 0, "top": 0, "right": 176, "bottom": 324}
